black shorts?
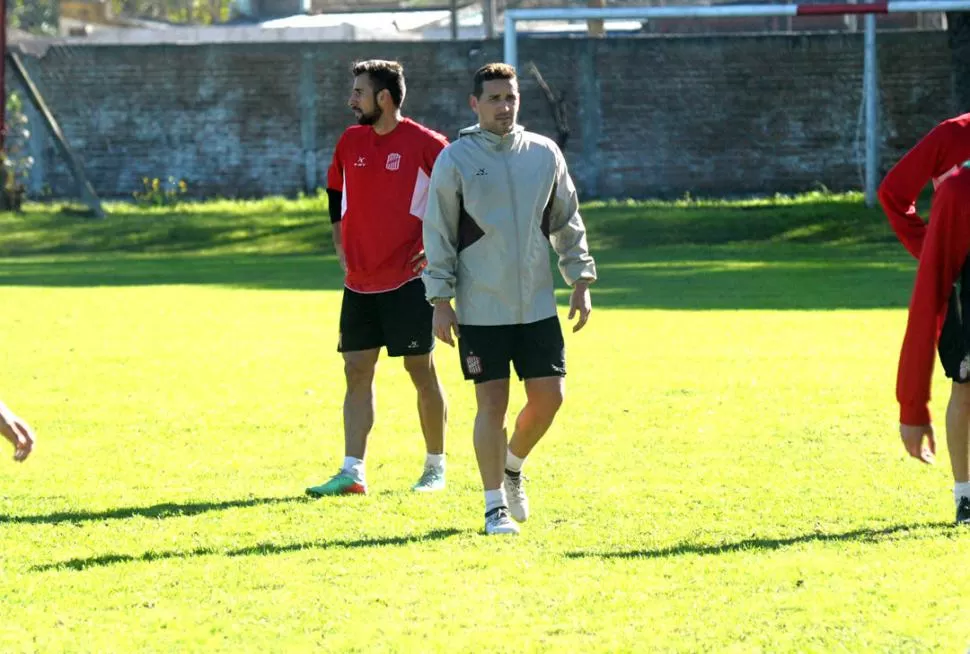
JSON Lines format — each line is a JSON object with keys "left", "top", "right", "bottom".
{"left": 338, "top": 279, "right": 434, "bottom": 357}
{"left": 939, "top": 277, "right": 970, "bottom": 384}
{"left": 457, "top": 316, "right": 566, "bottom": 384}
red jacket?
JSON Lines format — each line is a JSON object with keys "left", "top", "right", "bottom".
{"left": 878, "top": 113, "right": 970, "bottom": 425}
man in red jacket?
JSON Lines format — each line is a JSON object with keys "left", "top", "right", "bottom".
{"left": 305, "top": 60, "right": 451, "bottom": 496}
{"left": 878, "top": 112, "right": 970, "bottom": 524}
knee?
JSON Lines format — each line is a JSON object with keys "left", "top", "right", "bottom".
{"left": 344, "top": 357, "right": 376, "bottom": 388}
{"left": 477, "top": 388, "right": 509, "bottom": 422}
{"left": 404, "top": 356, "right": 437, "bottom": 389}
{"left": 535, "top": 385, "right": 565, "bottom": 417}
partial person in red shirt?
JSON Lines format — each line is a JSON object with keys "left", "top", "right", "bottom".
{"left": 878, "top": 112, "right": 970, "bottom": 524}
{"left": 0, "top": 399, "right": 34, "bottom": 462}
{"left": 306, "top": 60, "right": 450, "bottom": 497}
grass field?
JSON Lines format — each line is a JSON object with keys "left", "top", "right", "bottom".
{"left": 1, "top": 193, "right": 967, "bottom": 653}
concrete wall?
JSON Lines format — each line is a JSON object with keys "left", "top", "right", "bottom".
{"left": 18, "top": 31, "right": 956, "bottom": 200}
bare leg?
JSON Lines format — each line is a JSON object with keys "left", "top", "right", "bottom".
{"left": 946, "top": 381, "right": 970, "bottom": 483}
{"left": 508, "top": 376, "right": 565, "bottom": 460}
{"left": 403, "top": 353, "right": 447, "bottom": 455}
{"left": 474, "top": 379, "right": 511, "bottom": 490}
{"left": 343, "top": 349, "right": 380, "bottom": 460}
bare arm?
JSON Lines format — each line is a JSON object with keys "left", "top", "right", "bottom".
{"left": 327, "top": 188, "right": 347, "bottom": 273}
{"left": 331, "top": 225, "right": 347, "bottom": 274}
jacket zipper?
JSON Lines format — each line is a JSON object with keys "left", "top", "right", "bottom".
{"left": 500, "top": 135, "right": 525, "bottom": 323}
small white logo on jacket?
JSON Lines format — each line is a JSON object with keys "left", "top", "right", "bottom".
{"left": 386, "top": 153, "right": 401, "bottom": 171}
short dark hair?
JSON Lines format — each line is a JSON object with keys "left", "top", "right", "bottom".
{"left": 472, "top": 63, "right": 517, "bottom": 98}
{"left": 352, "top": 59, "right": 406, "bottom": 108}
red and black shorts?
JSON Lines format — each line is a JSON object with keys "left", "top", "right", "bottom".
{"left": 457, "top": 316, "right": 566, "bottom": 384}
{"left": 338, "top": 279, "right": 434, "bottom": 357}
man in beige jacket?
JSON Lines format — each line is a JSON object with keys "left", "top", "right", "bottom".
{"left": 422, "top": 63, "right": 597, "bottom": 536}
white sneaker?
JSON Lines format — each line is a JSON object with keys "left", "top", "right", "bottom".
{"left": 412, "top": 464, "right": 445, "bottom": 492}
{"left": 504, "top": 471, "right": 529, "bottom": 522}
{"left": 485, "top": 507, "right": 520, "bottom": 535}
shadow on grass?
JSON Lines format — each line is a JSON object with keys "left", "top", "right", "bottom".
{"left": 564, "top": 521, "right": 956, "bottom": 560}
{"left": 32, "top": 528, "right": 464, "bottom": 572}
{"left": 582, "top": 197, "right": 899, "bottom": 251}
{"left": 0, "top": 244, "right": 917, "bottom": 310}
{"left": 0, "top": 254, "right": 344, "bottom": 292}
{"left": 0, "top": 202, "right": 330, "bottom": 258}
{"left": 0, "top": 495, "right": 311, "bottom": 526}
{"left": 573, "top": 244, "right": 916, "bottom": 310}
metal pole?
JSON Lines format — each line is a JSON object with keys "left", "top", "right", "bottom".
{"left": 450, "top": 0, "right": 458, "bottom": 40}
{"left": 505, "top": 1, "right": 970, "bottom": 22}
{"left": 483, "top": 0, "right": 496, "bottom": 39}
{"left": 504, "top": 12, "right": 517, "bottom": 68}
{"left": 0, "top": 0, "right": 7, "bottom": 157}
{"left": 588, "top": 0, "right": 606, "bottom": 37}
{"left": 864, "top": 13, "right": 878, "bottom": 206}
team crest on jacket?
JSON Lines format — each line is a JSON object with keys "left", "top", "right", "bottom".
{"left": 386, "top": 153, "right": 401, "bottom": 171}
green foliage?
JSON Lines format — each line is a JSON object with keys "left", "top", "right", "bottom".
{"left": 132, "top": 177, "right": 189, "bottom": 208}
{"left": 110, "top": 0, "right": 232, "bottom": 24}
{"left": 0, "top": 91, "right": 34, "bottom": 211}
{"left": 8, "top": 0, "right": 58, "bottom": 35}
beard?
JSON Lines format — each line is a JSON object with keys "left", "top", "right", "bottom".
{"left": 356, "top": 102, "right": 383, "bottom": 126}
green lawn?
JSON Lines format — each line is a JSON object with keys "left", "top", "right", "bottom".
{"left": 1, "top": 193, "right": 966, "bottom": 653}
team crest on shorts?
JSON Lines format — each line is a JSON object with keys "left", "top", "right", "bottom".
{"left": 466, "top": 354, "right": 483, "bottom": 375}
{"left": 386, "top": 153, "right": 401, "bottom": 171}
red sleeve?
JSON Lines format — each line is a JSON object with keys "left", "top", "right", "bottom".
{"left": 879, "top": 118, "right": 970, "bottom": 259}
{"left": 424, "top": 131, "right": 449, "bottom": 172}
{"left": 897, "top": 177, "right": 970, "bottom": 425}
{"left": 327, "top": 134, "right": 345, "bottom": 192}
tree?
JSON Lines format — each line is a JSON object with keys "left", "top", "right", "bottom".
{"left": 8, "top": 0, "right": 58, "bottom": 35}
{"left": 109, "top": 0, "right": 231, "bottom": 23}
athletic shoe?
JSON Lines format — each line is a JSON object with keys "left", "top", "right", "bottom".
{"left": 484, "top": 506, "right": 520, "bottom": 535}
{"left": 957, "top": 496, "right": 970, "bottom": 525}
{"left": 305, "top": 470, "right": 367, "bottom": 497}
{"left": 412, "top": 464, "right": 445, "bottom": 492}
{"left": 504, "top": 469, "right": 529, "bottom": 522}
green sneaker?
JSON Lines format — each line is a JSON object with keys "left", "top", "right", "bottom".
{"left": 412, "top": 464, "right": 445, "bottom": 492}
{"left": 306, "top": 470, "right": 367, "bottom": 497}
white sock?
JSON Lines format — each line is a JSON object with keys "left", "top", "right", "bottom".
{"left": 505, "top": 449, "right": 525, "bottom": 473}
{"left": 484, "top": 488, "right": 507, "bottom": 514}
{"left": 954, "top": 481, "right": 970, "bottom": 506}
{"left": 343, "top": 456, "right": 365, "bottom": 482}
{"left": 426, "top": 453, "right": 445, "bottom": 469}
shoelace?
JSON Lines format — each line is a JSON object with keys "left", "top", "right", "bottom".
{"left": 505, "top": 474, "right": 526, "bottom": 496}
{"left": 331, "top": 469, "right": 361, "bottom": 484}
{"left": 418, "top": 467, "right": 442, "bottom": 483}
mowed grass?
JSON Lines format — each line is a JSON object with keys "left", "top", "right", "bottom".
{"left": 1, "top": 193, "right": 968, "bottom": 652}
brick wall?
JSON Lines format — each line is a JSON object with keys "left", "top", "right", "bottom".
{"left": 19, "top": 31, "right": 956, "bottom": 200}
